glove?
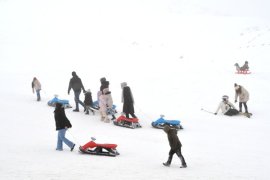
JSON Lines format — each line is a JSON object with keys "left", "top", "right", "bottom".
{"left": 214, "top": 113, "right": 217, "bottom": 115}
{"left": 234, "top": 100, "right": 237, "bottom": 103}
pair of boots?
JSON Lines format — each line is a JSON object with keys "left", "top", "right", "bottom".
{"left": 163, "top": 156, "right": 187, "bottom": 168}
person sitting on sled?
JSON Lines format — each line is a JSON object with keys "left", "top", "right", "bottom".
{"left": 214, "top": 95, "right": 239, "bottom": 116}
{"left": 163, "top": 125, "right": 187, "bottom": 168}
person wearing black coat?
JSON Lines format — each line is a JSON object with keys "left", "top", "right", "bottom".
{"left": 84, "top": 89, "right": 95, "bottom": 115}
{"left": 54, "top": 103, "right": 75, "bottom": 151}
{"left": 68, "top": 71, "right": 86, "bottom": 112}
{"left": 121, "top": 82, "right": 137, "bottom": 118}
{"left": 163, "top": 125, "right": 187, "bottom": 168}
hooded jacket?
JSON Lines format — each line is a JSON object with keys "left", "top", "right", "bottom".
{"left": 163, "top": 125, "right": 182, "bottom": 150}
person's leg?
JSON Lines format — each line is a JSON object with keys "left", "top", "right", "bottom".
{"left": 163, "top": 149, "right": 174, "bottom": 166}
{"left": 176, "top": 148, "right": 187, "bottom": 168}
{"left": 239, "top": 102, "right": 243, "bottom": 112}
{"left": 56, "top": 130, "right": 63, "bottom": 150}
{"left": 130, "top": 113, "right": 137, "bottom": 118}
{"left": 243, "top": 102, "right": 248, "bottom": 113}
{"left": 74, "top": 91, "right": 79, "bottom": 110}
{"left": 58, "top": 129, "right": 75, "bottom": 149}
{"left": 36, "top": 89, "right": 41, "bottom": 101}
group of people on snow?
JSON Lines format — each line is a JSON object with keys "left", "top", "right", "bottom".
{"left": 215, "top": 83, "right": 250, "bottom": 117}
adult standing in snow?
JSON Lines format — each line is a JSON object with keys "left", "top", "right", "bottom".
{"left": 54, "top": 103, "right": 75, "bottom": 151}
{"left": 163, "top": 125, "right": 187, "bottom": 168}
{"left": 99, "top": 77, "right": 116, "bottom": 120}
{"left": 68, "top": 71, "right": 86, "bottom": 112}
{"left": 234, "top": 83, "right": 249, "bottom": 113}
{"left": 214, "top": 95, "right": 239, "bottom": 116}
{"left": 121, "top": 82, "right": 137, "bottom": 118}
{"left": 31, "top": 77, "right": 41, "bottom": 101}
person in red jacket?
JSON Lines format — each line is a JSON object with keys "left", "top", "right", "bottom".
{"left": 163, "top": 125, "right": 187, "bottom": 168}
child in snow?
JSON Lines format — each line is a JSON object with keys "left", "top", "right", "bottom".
{"left": 31, "top": 77, "right": 41, "bottom": 101}
{"left": 234, "top": 83, "right": 250, "bottom": 113}
{"left": 121, "top": 82, "right": 137, "bottom": 119}
{"left": 54, "top": 103, "right": 75, "bottom": 151}
{"left": 84, "top": 89, "right": 95, "bottom": 115}
{"left": 163, "top": 125, "right": 187, "bottom": 168}
{"left": 214, "top": 95, "right": 239, "bottom": 116}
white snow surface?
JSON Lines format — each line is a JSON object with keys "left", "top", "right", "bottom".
{"left": 1, "top": 0, "right": 270, "bottom": 179}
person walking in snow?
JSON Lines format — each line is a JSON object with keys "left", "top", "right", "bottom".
{"left": 163, "top": 125, "right": 187, "bottom": 168}
{"left": 68, "top": 71, "right": 86, "bottom": 112}
{"left": 234, "top": 83, "right": 250, "bottom": 113}
{"left": 214, "top": 95, "right": 239, "bottom": 116}
{"left": 54, "top": 103, "right": 75, "bottom": 151}
{"left": 84, "top": 89, "right": 95, "bottom": 115}
{"left": 31, "top": 77, "right": 41, "bottom": 101}
{"left": 121, "top": 82, "right": 137, "bottom": 119}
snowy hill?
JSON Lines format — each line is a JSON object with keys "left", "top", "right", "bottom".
{"left": 1, "top": 0, "right": 270, "bottom": 179}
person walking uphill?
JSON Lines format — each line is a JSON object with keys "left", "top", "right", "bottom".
{"left": 32, "top": 77, "right": 41, "bottom": 101}
{"left": 121, "top": 82, "right": 137, "bottom": 119}
{"left": 68, "top": 71, "right": 86, "bottom": 112}
{"left": 54, "top": 103, "right": 75, "bottom": 151}
{"left": 163, "top": 125, "right": 187, "bottom": 168}
{"left": 234, "top": 83, "right": 249, "bottom": 113}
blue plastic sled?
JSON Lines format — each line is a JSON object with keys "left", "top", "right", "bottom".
{"left": 151, "top": 115, "right": 183, "bottom": 129}
{"left": 47, "top": 95, "right": 72, "bottom": 109}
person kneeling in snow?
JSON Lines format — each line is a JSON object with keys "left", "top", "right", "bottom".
{"left": 214, "top": 95, "right": 239, "bottom": 116}
{"left": 163, "top": 125, "right": 187, "bottom": 168}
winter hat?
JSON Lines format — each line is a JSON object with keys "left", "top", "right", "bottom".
{"left": 72, "top": 71, "right": 77, "bottom": 76}
{"left": 86, "top": 89, "right": 91, "bottom": 92}
{"left": 100, "top": 77, "right": 106, "bottom": 83}
{"left": 222, "top": 95, "right": 229, "bottom": 101}
{"left": 121, "top": 82, "right": 127, "bottom": 89}
{"left": 234, "top": 83, "right": 240, "bottom": 90}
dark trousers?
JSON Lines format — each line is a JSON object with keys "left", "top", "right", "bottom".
{"left": 74, "top": 90, "right": 85, "bottom": 110}
{"left": 239, "top": 102, "right": 248, "bottom": 113}
{"left": 225, "top": 109, "right": 239, "bottom": 116}
{"left": 166, "top": 148, "right": 186, "bottom": 166}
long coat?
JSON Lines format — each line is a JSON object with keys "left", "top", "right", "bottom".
{"left": 54, "top": 103, "right": 72, "bottom": 130}
{"left": 163, "top": 126, "right": 182, "bottom": 151}
{"left": 122, "top": 86, "right": 135, "bottom": 114}
{"left": 235, "top": 86, "right": 249, "bottom": 102}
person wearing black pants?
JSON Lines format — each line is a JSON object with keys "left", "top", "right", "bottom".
{"left": 163, "top": 125, "right": 187, "bottom": 168}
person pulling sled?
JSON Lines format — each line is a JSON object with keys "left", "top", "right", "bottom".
{"left": 163, "top": 125, "right": 187, "bottom": 168}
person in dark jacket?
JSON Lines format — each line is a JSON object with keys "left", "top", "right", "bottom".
{"left": 100, "top": 77, "right": 110, "bottom": 92}
{"left": 54, "top": 103, "right": 75, "bottom": 151}
{"left": 163, "top": 125, "right": 187, "bottom": 168}
{"left": 121, "top": 82, "right": 137, "bottom": 118}
{"left": 68, "top": 71, "right": 86, "bottom": 112}
{"left": 84, "top": 89, "right": 95, "bottom": 115}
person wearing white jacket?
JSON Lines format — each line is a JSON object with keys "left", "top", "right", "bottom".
{"left": 234, "top": 83, "right": 249, "bottom": 113}
{"left": 32, "top": 77, "right": 41, "bottom": 101}
{"left": 215, "top": 95, "right": 239, "bottom": 116}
